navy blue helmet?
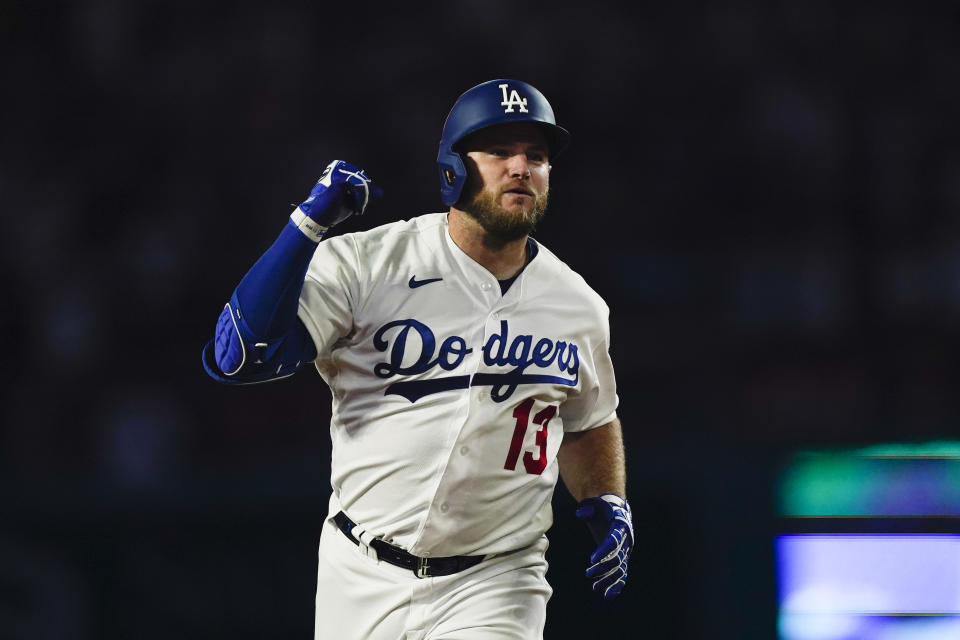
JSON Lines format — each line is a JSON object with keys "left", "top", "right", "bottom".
{"left": 437, "top": 79, "right": 571, "bottom": 206}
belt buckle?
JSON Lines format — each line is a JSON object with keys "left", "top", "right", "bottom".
{"left": 416, "top": 556, "right": 430, "bottom": 578}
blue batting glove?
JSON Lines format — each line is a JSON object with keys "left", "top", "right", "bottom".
{"left": 575, "top": 493, "right": 634, "bottom": 600}
{"left": 289, "top": 160, "right": 383, "bottom": 242}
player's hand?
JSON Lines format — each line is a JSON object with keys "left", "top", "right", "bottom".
{"left": 291, "top": 160, "right": 383, "bottom": 240}
{"left": 575, "top": 493, "right": 634, "bottom": 600}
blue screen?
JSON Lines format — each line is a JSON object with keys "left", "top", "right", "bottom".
{"left": 777, "top": 534, "right": 960, "bottom": 640}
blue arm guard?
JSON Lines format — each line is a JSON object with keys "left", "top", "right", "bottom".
{"left": 201, "top": 221, "right": 319, "bottom": 384}
{"left": 201, "top": 303, "right": 317, "bottom": 384}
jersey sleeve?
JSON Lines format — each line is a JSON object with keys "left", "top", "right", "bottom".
{"left": 560, "top": 318, "right": 619, "bottom": 433}
{"left": 296, "top": 234, "right": 363, "bottom": 360}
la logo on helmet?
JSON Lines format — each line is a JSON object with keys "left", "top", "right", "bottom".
{"left": 498, "top": 83, "right": 528, "bottom": 113}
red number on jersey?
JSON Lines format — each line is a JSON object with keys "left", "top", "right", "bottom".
{"left": 503, "top": 398, "right": 534, "bottom": 471}
{"left": 523, "top": 405, "right": 556, "bottom": 475}
{"left": 503, "top": 399, "right": 557, "bottom": 476}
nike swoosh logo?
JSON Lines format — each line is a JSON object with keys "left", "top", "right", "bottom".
{"left": 408, "top": 276, "right": 443, "bottom": 289}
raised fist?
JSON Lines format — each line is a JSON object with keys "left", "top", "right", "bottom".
{"left": 290, "top": 160, "right": 382, "bottom": 241}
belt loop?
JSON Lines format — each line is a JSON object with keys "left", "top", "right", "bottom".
{"left": 354, "top": 528, "right": 379, "bottom": 561}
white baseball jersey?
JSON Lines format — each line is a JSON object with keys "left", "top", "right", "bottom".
{"left": 297, "top": 212, "right": 618, "bottom": 557}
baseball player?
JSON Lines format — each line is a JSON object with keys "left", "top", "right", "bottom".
{"left": 202, "top": 79, "right": 632, "bottom": 639}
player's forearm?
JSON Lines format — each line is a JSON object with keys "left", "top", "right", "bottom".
{"left": 557, "top": 418, "right": 626, "bottom": 502}
{"left": 232, "top": 219, "right": 319, "bottom": 339}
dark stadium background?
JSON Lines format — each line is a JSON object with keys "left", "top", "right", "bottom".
{"left": 3, "top": 2, "right": 958, "bottom": 638}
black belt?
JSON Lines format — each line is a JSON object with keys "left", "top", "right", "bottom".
{"left": 332, "top": 511, "right": 485, "bottom": 578}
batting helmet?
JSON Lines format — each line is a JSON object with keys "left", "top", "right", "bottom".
{"left": 437, "top": 79, "right": 571, "bottom": 206}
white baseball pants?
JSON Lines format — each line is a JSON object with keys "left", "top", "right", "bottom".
{"left": 314, "top": 517, "right": 552, "bottom": 639}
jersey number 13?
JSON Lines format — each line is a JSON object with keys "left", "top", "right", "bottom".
{"left": 503, "top": 398, "right": 557, "bottom": 476}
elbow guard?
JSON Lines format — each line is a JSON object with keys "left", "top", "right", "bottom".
{"left": 201, "top": 292, "right": 315, "bottom": 385}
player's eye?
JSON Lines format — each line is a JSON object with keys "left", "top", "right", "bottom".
{"left": 528, "top": 151, "right": 547, "bottom": 163}
{"left": 489, "top": 148, "right": 510, "bottom": 157}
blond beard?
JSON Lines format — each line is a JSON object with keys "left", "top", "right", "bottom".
{"left": 460, "top": 186, "right": 549, "bottom": 243}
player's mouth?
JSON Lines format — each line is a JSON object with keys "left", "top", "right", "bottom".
{"left": 503, "top": 186, "right": 534, "bottom": 197}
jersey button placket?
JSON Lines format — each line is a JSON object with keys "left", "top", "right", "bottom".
{"left": 477, "top": 307, "right": 503, "bottom": 406}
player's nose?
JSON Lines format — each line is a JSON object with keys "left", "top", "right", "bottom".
{"left": 506, "top": 153, "right": 531, "bottom": 178}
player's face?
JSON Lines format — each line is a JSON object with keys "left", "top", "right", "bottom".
{"left": 459, "top": 122, "right": 551, "bottom": 242}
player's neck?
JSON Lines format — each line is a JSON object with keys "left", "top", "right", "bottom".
{"left": 447, "top": 210, "right": 529, "bottom": 280}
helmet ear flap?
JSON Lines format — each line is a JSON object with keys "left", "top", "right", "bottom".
{"left": 438, "top": 150, "right": 467, "bottom": 207}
